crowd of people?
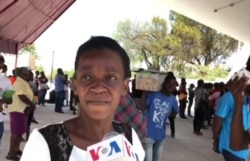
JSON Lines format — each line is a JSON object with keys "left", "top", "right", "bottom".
{"left": 0, "top": 36, "right": 249, "bottom": 161}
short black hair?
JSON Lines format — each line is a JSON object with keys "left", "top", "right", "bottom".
{"left": 161, "top": 74, "right": 177, "bottom": 91}
{"left": 75, "top": 36, "right": 131, "bottom": 78}
{"left": 197, "top": 79, "right": 204, "bottom": 86}
{"left": 164, "top": 74, "right": 176, "bottom": 83}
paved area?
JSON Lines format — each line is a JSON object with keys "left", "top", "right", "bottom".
{"left": 0, "top": 104, "right": 224, "bottom": 161}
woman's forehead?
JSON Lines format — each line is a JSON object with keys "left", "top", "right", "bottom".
{"left": 78, "top": 49, "right": 122, "bottom": 66}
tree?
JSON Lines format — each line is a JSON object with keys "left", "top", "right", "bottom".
{"left": 35, "top": 65, "right": 44, "bottom": 72}
{"left": 113, "top": 17, "right": 170, "bottom": 70}
{"left": 169, "top": 11, "right": 239, "bottom": 66}
{"left": 19, "top": 44, "right": 39, "bottom": 70}
{"left": 113, "top": 14, "right": 239, "bottom": 79}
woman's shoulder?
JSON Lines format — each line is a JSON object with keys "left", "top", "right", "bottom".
{"left": 38, "top": 122, "right": 73, "bottom": 159}
{"left": 39, "top": 122, "right": 64, "bottom": 131}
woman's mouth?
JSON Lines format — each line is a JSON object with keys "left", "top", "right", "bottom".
{"left": 87, "top": 101, "right": 109, "bottom": 105}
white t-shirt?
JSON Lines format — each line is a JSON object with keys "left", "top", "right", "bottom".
{"left": 20, "top": 125, "right": 145, "bottom": 161}
{"left": 0, "top": 74, "right": 13, "bottom": 122}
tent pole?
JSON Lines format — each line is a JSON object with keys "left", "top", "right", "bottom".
{"left": 14, "top": 54, "right": 18, "bottom": 68}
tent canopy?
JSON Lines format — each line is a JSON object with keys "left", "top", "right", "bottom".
{"left": 165, "top": 0, "right": 250, "bottom": 45}
{"left": 0, "top": 0, "right": 76, "bottom": 54}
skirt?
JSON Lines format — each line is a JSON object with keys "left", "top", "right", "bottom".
{"left": 9, "top": 112, "right": 28, "bottom": 135}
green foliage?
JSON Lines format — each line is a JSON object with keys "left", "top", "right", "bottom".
{"left": 19, "top": 44, "right": 37, "bottom": 55}
{"left": 35, "top": 66, "right": 44, "bottom": 72}
{"left": 113, "top": 12, "right": 240, "bottom": 79}
{"left": 169, "top": 11, "right": 239, "bottom": 66}
{"left": 113, "top": 16, "right": 170, "bottom": 70}
{"left": 64, "top": 69, "right": 74, "bottom": 78}
{"left": 184, "top": 65, "right": 229, "bottom": 81}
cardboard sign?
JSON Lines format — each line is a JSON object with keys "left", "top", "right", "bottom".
{"left": 135, "top": 71, "right": 167, "bottom": 91}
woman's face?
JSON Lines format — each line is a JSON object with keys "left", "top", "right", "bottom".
{"left": 73, "top": 49, "right": 129, "bottom": 120}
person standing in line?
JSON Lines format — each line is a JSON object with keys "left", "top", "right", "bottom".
{"left": 34, "top": 71, "right": 40, "bottom": 91}
{"left": 64, "top": 74, "right": 70, "bottom": 107}
{"left": 0, "top": 56, "right": 13, "bottom": 154}
{"left": 54, "top": 68, "right": 66, "bottom": 113}
{"left": 69, "top": 77, "right": 77, "bottom": 114}
{"left": 187, "top": 83, "right": 195, "bottom": 117}
{"left": 193, "top": 79, "right": 208, "bottom": 135}
{"left": 166, "top": 72, "right": 179, "bottom": 138}
{"left": 213, "top": 85, "right": 250, "bottom": 160}
{"left": 1, "top": 64, "right": 10, "bottom": 116}
{"left": 207, "top": 83, "right": 222, "bottom": 126}
{"left": 141, "top": 74, "right": 179, "bottom": 161}
{"left": 229, "top": 73, "right": 250, "bottom": 158}
{"left": 178, "top": 78, "right": 188, "bottom": 119}
{"left": 38, "top": 71, "right": 48, "bottom": 106}
{"left": 6, "top": 67, "right": 35, "bottom": 160}
{"left": 27, "top": 70, "right": 39, "bottom": 140}
{"left": 212, "top": 62, "right": 250, "bottom": 161}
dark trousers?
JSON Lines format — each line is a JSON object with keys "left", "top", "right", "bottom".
{"left": 69, "top": 90, "right": 74, "bottom": 107}
{"left": 193, "top": 109, "right": 205, "bottom": 132}
{"left": 187, "top": 98, "right": 193, "bottom": 115}
{"left": 38, "top": 89, "right": 47, "bottom": 105}
{"left": 169, "top": 116, "right": 175, "bottom": 134}
{"left": 222, "top": 150, "right": 245, "bottom": 161}
{"left": 179, "top": 100, "right": 187, "bottom": 117}
{"left": 207, "top": 108, "right": 214, "bottom": 125}
{"left": 28, "top": 111, "right": 34, "bottom": 127}
{"left": 202, "top": 106, "right": 210, "bottom": 126}
{"left": 55, "top": 91, "right": 65, "bottom": 112}
{"left": 0, "top": 121, "right": 3, "bottom": 144}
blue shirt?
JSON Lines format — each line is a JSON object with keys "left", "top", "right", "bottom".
{"left": 145, "top": 91, "right": 179, "bottom": 141}
{"left": 54, "top": 74, "right": 65, "bottom": 92}
{"left": 216, "top": 91, "right": 250, "bottom": 159}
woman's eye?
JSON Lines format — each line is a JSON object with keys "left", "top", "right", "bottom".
{"left": 106, "top": 75, "right": 117, "bottom": 81}
{"left": 80, "top": 75, "right": 92, "bottom": 81}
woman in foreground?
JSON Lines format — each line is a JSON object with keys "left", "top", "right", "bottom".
{"left": 20, "top": 36, "right": 145, "bottom": 161}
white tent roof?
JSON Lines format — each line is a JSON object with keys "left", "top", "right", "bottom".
{"left": 165, "top": 0, "right": 250, "bottom": 45}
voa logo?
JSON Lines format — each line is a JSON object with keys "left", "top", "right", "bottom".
{"left": 89, "top": 141, "right": 121, "bottom": 161}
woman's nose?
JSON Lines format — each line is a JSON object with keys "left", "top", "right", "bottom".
{"left": 90, "top": 79, "right": 107, "bottom": 93}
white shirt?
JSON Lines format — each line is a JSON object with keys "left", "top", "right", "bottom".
{"left": 0, "top": 73, "right": 13, "bottom": 122}
{"left": 20, "top": 125, "right": 145, "bottom": 161}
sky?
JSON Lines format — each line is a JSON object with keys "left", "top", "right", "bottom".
{"left": 34, "top": 0, "right": 170, "bottom": 73}
{"left": 8, "top": 0, "right": 250, "bottom": 77}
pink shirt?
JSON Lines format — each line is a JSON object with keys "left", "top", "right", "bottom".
{"left": 208, "top": 92, "right": 221, "bottom": 110}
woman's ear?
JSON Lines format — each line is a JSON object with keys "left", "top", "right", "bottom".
{"left": 72, "top": 79, "right": 78, "bottom": 95}
{"left": 121, "top": 78, "right": 129, "bottom": 96}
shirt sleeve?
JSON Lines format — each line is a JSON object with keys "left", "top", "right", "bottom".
{"left": 115, "top": 95, "right": 147, "bottom": 142}
{"left": 126, "top": 98, "right": 147, "bottom": 141}
{"left": 132, "top": 128, "right": 145, "bottom": 161}
{"left": 208, "top": 93, "right": 215, "bottom": 101}
{"left": 20, "top": 129, "right": 50, "bottom": 161}
{"left": 215, "top": 92, "right": 233, "bottom": 118}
